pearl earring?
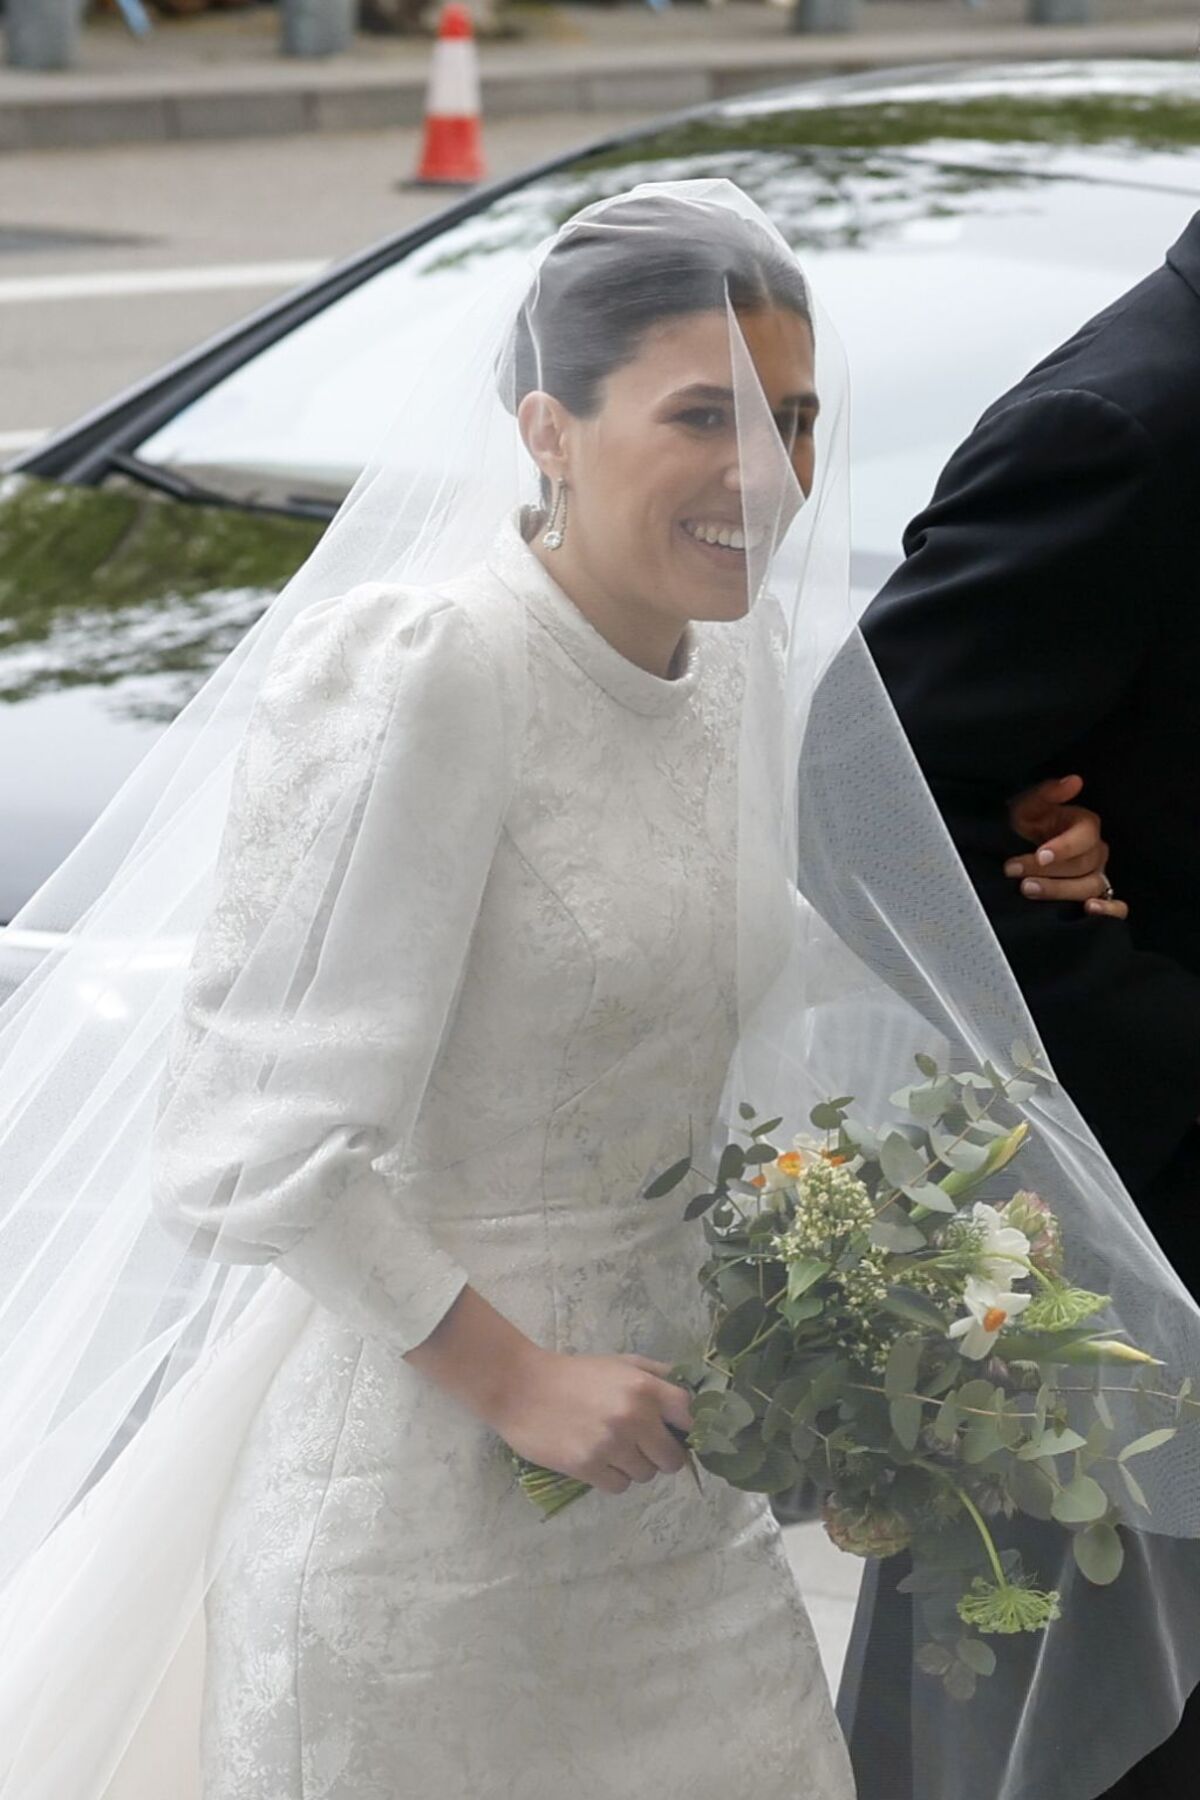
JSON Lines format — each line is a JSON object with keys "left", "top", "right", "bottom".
{"left": 543, "top": 480, "right": 567, "bottom": 551}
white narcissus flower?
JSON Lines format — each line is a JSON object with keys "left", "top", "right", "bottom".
{"left": 948, "top": 1276, "right": 1033, "bottom": 1360}
{"left": 753, "top": 1149, "right": 807, "bottom": 1193}
{"left": 970, "top": 1201, "right": 1031, "bottom": 1285}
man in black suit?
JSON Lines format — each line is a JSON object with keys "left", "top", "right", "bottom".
{"left": 837, "top": 214, "right": 1200, "bottom": 1797}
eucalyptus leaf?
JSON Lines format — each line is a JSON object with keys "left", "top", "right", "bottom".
{"left": 1118, "top": 1462, "right": 1152, "bottom": 1513}
{"left": 787, "top": 1258, "right": 830, "bottom": 1302}
{"left": 701, "top": 1441, "right": 766, "bottom": 1482}
{"left": 882, "top": 1286, "right": 950, "bottom": 1332}
{"left": 910, "top": 1079, "right": 957, "bottom": 1122}
{"left": 738, "top": 1444, "right": 803, "bottom": 1494}
{"left": 644, "top": 1155, "right": 692, "bottom": 1199}
{"left": 945, "top": 1662, "right": 977, "bottom": 1703}
{"left": 715, "top": 1263, "right": 762, "bottom": 1309}
{"left": 762, "top": 1395, "right": 790, "bottom": 1444}
{"left": 751, "top": 1116, "right": 784, "bottom": 1138}
{"left": 782, "top": 1293, "right": 824, "bottom": 1327}
{"left": 957, "top": 1637, "right": 997, "bottom": 1677}
{"left": 717, "top": 1143, "right": 747, "bottom": 1186}
{"left": 738, "top": 1101, "right": 756, "bottom": 1121}
{"left": 1073, "top": 1520, "right": 1125, "bottom": 1586}
{"left": 880, "top": 1132, "right": 929, "bottom": 1191}
{"left": 1052, "top": 1475, "right": 1109, "bottom": 1524}
{"left": 904, "top": 1181, "right": 958, "bottom": 1214}
{"left": 890, "top": 1396, "right": 924, "bottom": 1452}
{"left": 742, "top": 1142, "right": 780, "bottom": 1166}
{"left": 1007, "top": 1457, "right": 1056, "bottom": 1522}
{"left": 771, "top": 1375, "right": 816, "bottom": 1414}
{"left": 933, "top": 1396, "right": 962, "bottom": 1445}
{"left": 925, "top": 1358, "right": 963, "bottom": 1398}
{"left": 810, "top": 1098, "right": 854, "bottom": 1131}
{"left": 1017, "top": 1427, "right": 1086, "bottom": 1461}
{"left": 841, "top": 1115, "right": 882, "bottom": 1158}
{"left": 915, "top": 1642, "right": 953, "bottom": 1676}
{"left": 790, "top": 1418, "right": 819, "bottom": 1462}
{"left": 1084, "top": 1421, "right": 1114, "bottom": 1462}
{"left": 929, "top": 1125, "right": 990, "bottom": 1175}
{"left": 962, "top": 1417, "right": 1004, "bottom": 1464}
{"left": 885, "top": 1334, "right": 924, "bottom": 1401}
{"left": 870, "top": 1218, "right": 928, "bottom": 1253}
{"left": 684, "top": 1190, "right": 721, "bottom": 1221}
{"left": 715, "top": 1390, "right": 756, "bottom": 1434}
{"left": 956, "top": 1380, "right": 999, "bottom": 1412}
{"left": 1118, "top": 1428, "right": 1177, "bottom": 1463}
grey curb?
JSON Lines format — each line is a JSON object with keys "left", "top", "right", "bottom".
{"left": 0, "top": 22, "right": 1195, "bottom": 155}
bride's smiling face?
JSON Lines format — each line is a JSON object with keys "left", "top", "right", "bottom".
{"left": 519, "top": 304, "right": 818, "bottom": 633}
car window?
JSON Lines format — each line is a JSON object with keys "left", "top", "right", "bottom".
{"left": 133, "top": 72, "right": 1200, "bottom": 574}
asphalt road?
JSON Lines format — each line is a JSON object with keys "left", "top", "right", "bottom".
{"left": 0, "top": 113, "right": 643, "bottom": 453}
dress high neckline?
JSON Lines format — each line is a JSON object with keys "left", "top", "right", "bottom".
{"left": 485, "top": 510, "right": 701, "bottom": 718}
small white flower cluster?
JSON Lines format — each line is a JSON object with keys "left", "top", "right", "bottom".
{"left": 766, "top": 1152, "right": 893, "bottom": 1367}
{"left": 772, "top": 1156, "right": 875, "bottom": 1259}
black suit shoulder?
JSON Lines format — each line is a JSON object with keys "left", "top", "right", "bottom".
{"left": 981, "top": 217, "right": 1200, "bottom": 483}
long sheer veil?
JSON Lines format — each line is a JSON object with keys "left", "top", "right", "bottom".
{"left": 1, "top": 178, "right": 1198, "bottom": 1800}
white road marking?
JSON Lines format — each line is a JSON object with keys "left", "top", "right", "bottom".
{"left": 0, "top": 261, "right": 327, "bottom": 306}
{"left": 0, "top": 429, "right": 46, "bottom": 452}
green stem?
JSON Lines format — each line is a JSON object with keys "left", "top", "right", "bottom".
{"left": 915, "top": 1456, "right": 1007, "bottom": 1587}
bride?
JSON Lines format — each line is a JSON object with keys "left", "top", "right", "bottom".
{"left": 1, "top": 179, "right": 1197, "bottom": 1800}
{"left": 152, "top": 184, "right": 853, "bottom": 1799}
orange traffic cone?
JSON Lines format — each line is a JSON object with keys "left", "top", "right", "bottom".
{"left": 411, "top": 3, "right": 486, "bottom": 188}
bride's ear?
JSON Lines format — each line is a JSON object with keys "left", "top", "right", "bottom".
{"left": 517, "top": 390, "right": 571, "bottom": 487}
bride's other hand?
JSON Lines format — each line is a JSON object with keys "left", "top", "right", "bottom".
{"left": 492, "top": 1348, "right": 695, "bottom": 1495}
{"left": 1005, "top": 774, "right": 1128, "bottom": 920}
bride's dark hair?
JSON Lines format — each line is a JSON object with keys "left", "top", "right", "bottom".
{"left": 500, "top": 192, "right": 812, "bottom": 418}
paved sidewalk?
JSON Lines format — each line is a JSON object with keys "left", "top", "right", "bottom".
{"left": 783, "top": 1517, "right": 863, "bottom": 1690}
{"left": 1, "top": 0, "right": 1198, "bottom": 153}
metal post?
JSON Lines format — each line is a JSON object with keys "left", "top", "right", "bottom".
{"left": 281, "top": 0, "right": 356, "bottom": 57}
{"left": 790, "top": 0, "right": 859, "bottom": 33}
{"left": 1027, "top": 0, "right": 1091, "bottom": 21}
{"left": 5, "top": 0, "right": 85, "bottom": 70}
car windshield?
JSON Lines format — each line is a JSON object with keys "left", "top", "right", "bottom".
{"left": 132, "top": 67, "right": 1200, "bottom": 577}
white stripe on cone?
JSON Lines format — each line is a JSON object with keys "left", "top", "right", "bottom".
{"left": 428, "top": 37, "right": 481, "bottom": 119}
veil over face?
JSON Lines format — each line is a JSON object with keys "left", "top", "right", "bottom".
{"left": 0, "top": 178, "right": 1199, "bottom": 1800}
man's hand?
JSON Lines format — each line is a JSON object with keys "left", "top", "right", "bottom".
{"left": 1005, "top": 774, "right": 1128, "bottom": 919}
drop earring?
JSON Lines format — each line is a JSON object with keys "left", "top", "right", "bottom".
{"left": 542, "top": 480, "right": 567, "bottom": 551}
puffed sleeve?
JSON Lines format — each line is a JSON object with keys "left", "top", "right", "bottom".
{"left": 151, "top": 581, "right": 517, "bottom": 1353}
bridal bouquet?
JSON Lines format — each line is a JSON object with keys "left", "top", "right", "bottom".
{"left": 511, "top": 1046, "right": 1198, "bottom": 1702}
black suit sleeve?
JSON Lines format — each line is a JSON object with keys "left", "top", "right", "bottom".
{"left": 861, "top": 385, "right": 1200, "bottom": 1193}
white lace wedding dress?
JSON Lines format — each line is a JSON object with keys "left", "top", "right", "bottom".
{"left": 157, "top": 513, "right": 855, "bottom": 1800}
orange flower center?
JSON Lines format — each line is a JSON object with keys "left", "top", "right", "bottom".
{"left": 821, "top": 1151, "right": 848, "bottom": 1166}
{"left": 777, "top": 1151, "right": 804, "bottom": 1177}
{"left": 749, "top": 1173, "right": 767, "bottom": 1190}
{"left": 983, "top": 1306, "right": 1008, "bottom": 1333}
